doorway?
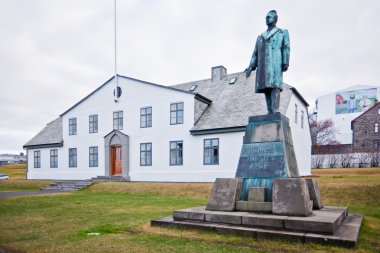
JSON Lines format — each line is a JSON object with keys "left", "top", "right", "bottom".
{"left": 111, "top": 145, "right": 122, "bottom": 175}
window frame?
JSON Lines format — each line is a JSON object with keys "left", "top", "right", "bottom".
{"left": 113, "top": 111, "right": 123, "bottom": 130}
{"left": 69, "top": 118, "right": 77, "bottom": 135}
{"left": 140, "top": 107, "right": 152, "bottom": 128}
{"left": 140, "top": 143, "right": 152, "bottom": 166}
{"left": 89, "top": 146, "right": 98, "bottom": 167}
{"left": 34, "top": 150, "right": 41, "bottom": 168}
{"left": 170, "top": 102, "right": 184, "bottom": 125}
{"left": 169, "top": 140, "right": 183, "bottom": 166}
{"left": 50, "top": 149, "right": 58, "bottom": 168}
{"left": 89, "top": 114, "right": 98, "bottom": 133}
{"left": 69, "top": 148, "right": 77, "bottom": 168}
{"left": 204, "top": 138, "right": 219, "bottom": 165}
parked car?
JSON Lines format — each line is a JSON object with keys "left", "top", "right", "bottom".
{"left": 0, "top": 173, "right": 9, "bottom": 180}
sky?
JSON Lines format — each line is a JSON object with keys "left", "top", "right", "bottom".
{"left": 0, "top": 0, "right": 379, "bottom": 154}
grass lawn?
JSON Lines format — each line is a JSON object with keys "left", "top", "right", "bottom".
{"left": 0, "top": 167, "right": 379, "bottom": 252}
{"left": 0, "top": 164, "right": 51, "bottom": 192}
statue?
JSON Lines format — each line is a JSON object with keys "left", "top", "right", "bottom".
{"left": 245, "top": 10, "right": 290, "bottom": 114}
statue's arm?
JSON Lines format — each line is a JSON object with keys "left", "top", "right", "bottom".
{"left": 245, "top": 37, "right": 259, "bottom": 78}
{"left": 282, "top": 30, "right": 290, "bottom": 71}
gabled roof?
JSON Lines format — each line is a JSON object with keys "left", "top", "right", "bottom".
{"left": 60, "top": 74, "right": 208, "bottom": 117}
{"left": 352, "top": 101, "right": 380, "bottom": 122}
{"left": 23, "top": 117, "right": 63, "bottom": 149}
{"left": 171, "top": 71, "right": 301, "bottom": 133}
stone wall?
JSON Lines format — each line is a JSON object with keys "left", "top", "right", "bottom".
{"left": 352, "top": 102, "right": 380, "bottom": 151}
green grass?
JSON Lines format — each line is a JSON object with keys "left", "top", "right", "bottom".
{"left": 0, "top": 168, "right": 379, "bottom": 252}
{"left": 0, "top": 163, "right": 27, "bottom": 179}
{"left": 0, "top": 164, "right": 51, "bottom": 192}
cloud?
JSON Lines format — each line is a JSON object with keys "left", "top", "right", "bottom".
{"left": 0, "top": 0, "right": 379, "bottom": 152}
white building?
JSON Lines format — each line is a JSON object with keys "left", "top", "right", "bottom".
{"left": 314, "top": 85, "right": 380, "bottom": 144}
{"left": 23, "top": 66, "right": 311, "bottom": 181}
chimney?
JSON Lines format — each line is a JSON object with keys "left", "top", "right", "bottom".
{"left": 211, "top": 65, "right": 227, "bottom": 82}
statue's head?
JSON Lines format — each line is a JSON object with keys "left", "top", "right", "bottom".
{"left": 266, "top": 10, "right": 278, "bottom": 26}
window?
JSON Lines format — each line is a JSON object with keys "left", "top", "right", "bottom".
{"left": 378, "top": 108, "right": 380, "bottom": 115}
{"left": 170, "top": 141, "right": 183, "bottom": 165}
{"left": 89, "top": 115, "right": 98, "bottom": 133}
{"left": 113, "top": 111, "right": 123, "bottom": 130}
{"left": 375, "top": 123, "right": 379, "bottom": 133}
{"left": 301, "top": 110, "right": 304, "bottom": 129}
{"left": 89, "top": 147, "right": 98, "bottom": 167}
{"left": 69, "top": 148, "right": 77, "bottom": 167}
{"left": 69, "top": 118, "right": 77, "bottom": 135}
{"left": 204, "top": 138, "right": 219, "bottom": 165}
{"left": 170, "top": 102, "right": 184, "bottom": 125}
{"left": 140, "top": 143, "right": 152, "bottom": 166}
{"left": 294, "top": 104, "right": 298, "bottom": 124}
{"left": 140, "top": 107, "right": 152, "bottom": 128}
{"left": 190, "top": 85, "right": 197, "bottom": 91}
{"left": 50, "top": 149, "right": 58, "bottom": 168}
{"left": 374, "top": 140, "right": 380, "bottom": 150}
{"left": 34, "top": 150, "right": 41, "bottom": 168}
{"left": 229, "top": 77, "right": 237, "bottom": 84}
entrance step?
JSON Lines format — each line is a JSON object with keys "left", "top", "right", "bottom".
{"left": 40, "top": 180, "right": 93, "bottom": 191}
{"left": 91, "top": 175, "right": 129, "bottom": 182}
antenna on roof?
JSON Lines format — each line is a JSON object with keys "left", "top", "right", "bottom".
{"left": 113, "top": 0, "right": 120, "bottom": 103}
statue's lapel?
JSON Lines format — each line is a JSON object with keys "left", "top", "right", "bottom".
{"left": 265, "top": 27, "right": 279, "bottom": 40}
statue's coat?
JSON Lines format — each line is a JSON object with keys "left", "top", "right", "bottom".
{"left": 249, "top": 27, "right": 290, "bottom": 93}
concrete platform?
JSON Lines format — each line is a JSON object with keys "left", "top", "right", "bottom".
{"left": 172, "top": 206, "right": 348, "bottom": 234}
{"left": 151, "top": 213, "right": 363, "bottom": 248}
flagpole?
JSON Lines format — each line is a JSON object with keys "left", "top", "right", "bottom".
{"left": 114, "top": 0, "right": 119, "bottom": 101}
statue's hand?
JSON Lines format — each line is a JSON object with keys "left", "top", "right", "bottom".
{"left": 282, "top": 64, "right": 289, "bottom": 72}
{"left": 244, "top": 68, "right": 252, "bottom": 78}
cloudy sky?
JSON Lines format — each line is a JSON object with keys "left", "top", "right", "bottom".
{"left": 0, "top": 0, "right": 379, "bottom": 154}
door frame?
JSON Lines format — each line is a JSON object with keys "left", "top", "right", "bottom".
{"left": 104, "top": 130, "right": 130, "bottom": 179}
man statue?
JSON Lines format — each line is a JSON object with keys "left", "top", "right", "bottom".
{"left": 245, "top": 10, "right": 290, "bottom": 114}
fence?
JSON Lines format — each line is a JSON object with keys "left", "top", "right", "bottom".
{"left": 311, "top": 151, "right": 380, "bottom": 168}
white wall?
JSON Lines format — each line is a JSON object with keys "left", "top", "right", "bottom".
{"left": 285, "top": 95, "right": 312, "bottom": 176}
{"left": 27, "top": 76, "right": 312, "bottom": 181}
{"left": 316, "top": 85, "right": 380, "bottom": 144}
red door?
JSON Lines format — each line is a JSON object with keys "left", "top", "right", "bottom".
{"left": 112, "top": 146, "right": 122, "bottom": 175}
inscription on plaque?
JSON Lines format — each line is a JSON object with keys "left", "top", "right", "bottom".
{"left": 236, "top": 142, "right": 286, "bottom": 178}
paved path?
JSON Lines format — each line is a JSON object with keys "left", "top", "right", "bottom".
{"left": 0, "top": 190, "right": 73, "bottom": 198}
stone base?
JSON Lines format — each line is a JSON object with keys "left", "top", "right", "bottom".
{"left": 206, "top": 178, "right": 242, "bottom": 211}
{"left": 152, "top": 213, "right": 362, "bottom": 248}
{"left": 171, "top": 206, "right": 347, "bottom": 234}
{"left": 236, "top": 201, "right": 272, "bottom": 212}
{"left": 272, "top": 178, "right": 313, "bottom": 216}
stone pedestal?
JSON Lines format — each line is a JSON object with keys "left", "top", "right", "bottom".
{"left": 272, "top": 178, "right": 313, "bottom": 217}
{"left": 306, "top": 179, "right": 324, "bottom": 210}
{"left": 235, "top": 113, "right": 299, "bottom": 178}
{"left": 236, "top": 113, "right": 299, "bottom": 201}
{"left": 206, "top": 178, "right": 242, "bottom": 211}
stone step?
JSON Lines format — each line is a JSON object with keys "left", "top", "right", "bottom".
{"left": 152, "top": 213, "right": 363, "bottom": 248}
{"left": 172, "top": 206, "right": 348, "bottom": 235}
{"left": 40, "top": 180, "right": 93, "bottom": 191}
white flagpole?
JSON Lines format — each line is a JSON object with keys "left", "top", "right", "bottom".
{"left": 114, "top": 0, "right": 119, "bottom": 102}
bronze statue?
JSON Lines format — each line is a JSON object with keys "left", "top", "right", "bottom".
{"left": 245, "top": 10, "right": 290, "bottom": 114}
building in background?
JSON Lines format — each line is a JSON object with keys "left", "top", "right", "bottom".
{"left": 23, "top": 66, "right": 311, "bottom": 181}
{"left": 351, "top": 101, "right": 380, "bottom": 151}
{"left": 313, "top": 85, "right": 380, "bottom": 144}
{"left": 0, "top": 153, "right": 27, "bottom": 165}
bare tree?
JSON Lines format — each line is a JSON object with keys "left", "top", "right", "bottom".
{"left": 356, "top": 152, "right": 371, "bottom": 168}
{"left": 327, "top": 154, "right": 339, "bottom": 168}
{"left": 340, "top": 152, "right": 354, "bottom": 168}
{"left": 312, "top": 155, "right": 325, "bottom": 168}
{"left": 369, "top": 151, "right": 380, "bottom": 167}
{"left": 309, "top": 118, "right": 340, "bottom": 146}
